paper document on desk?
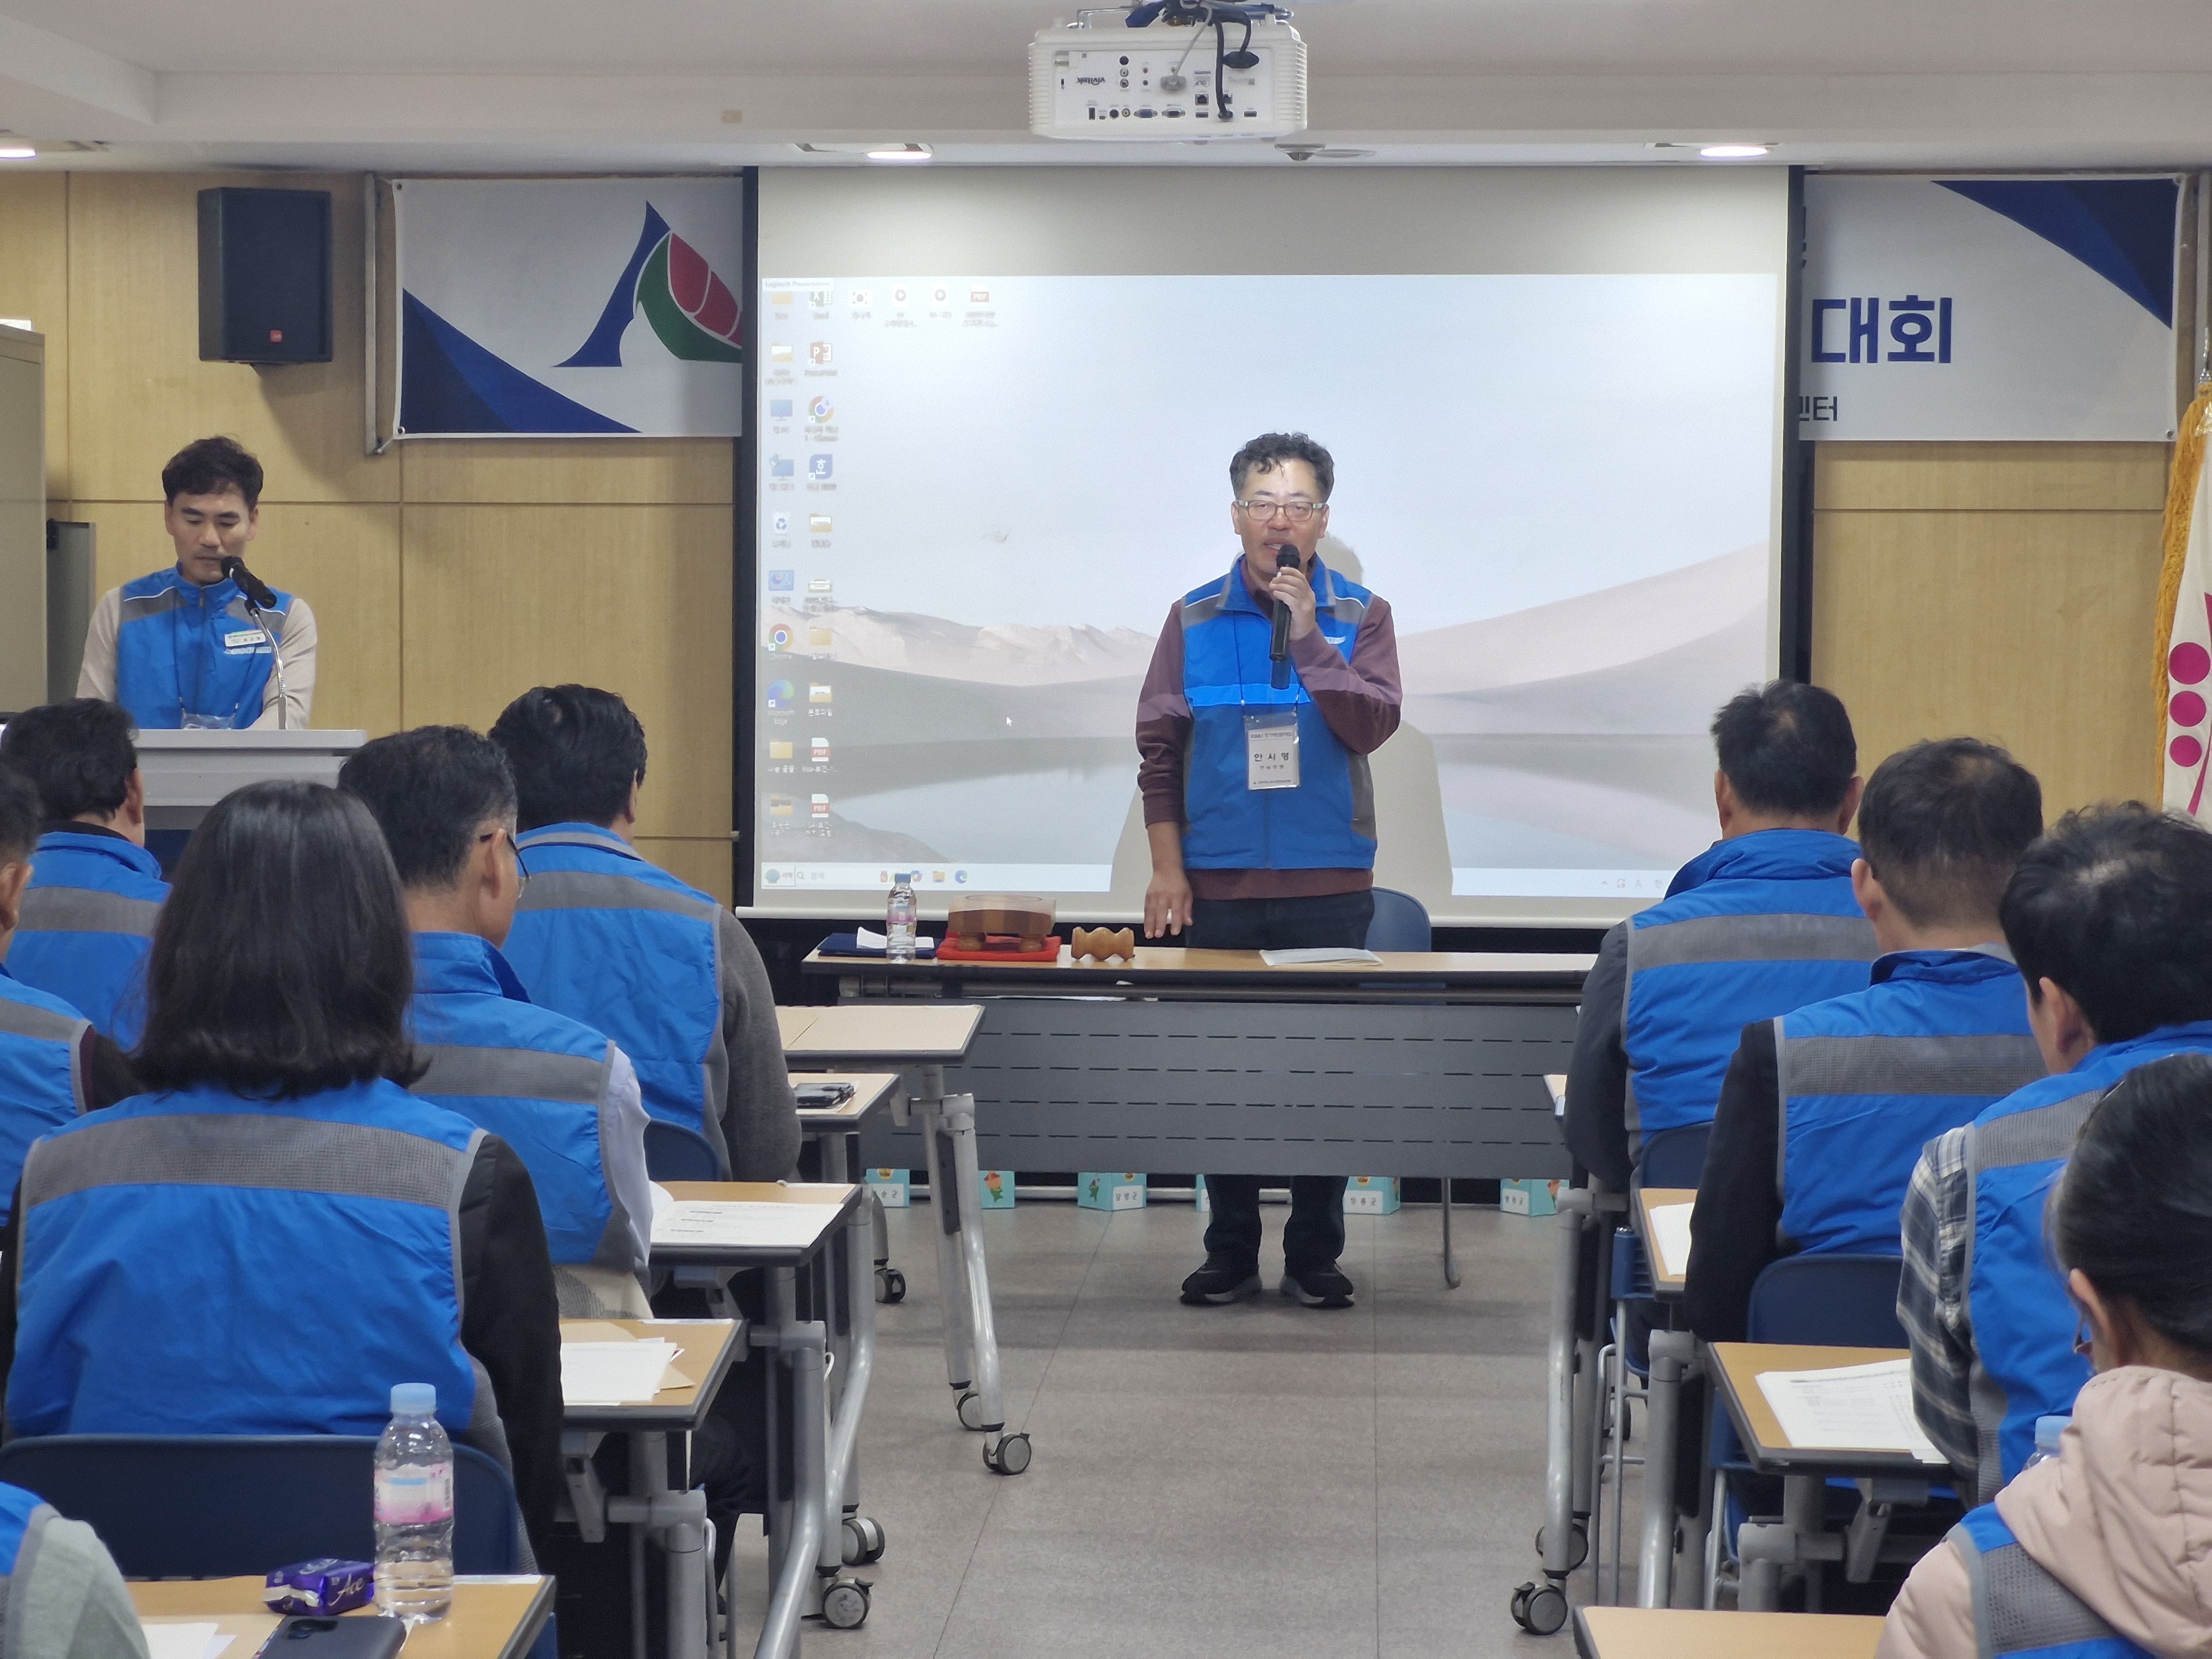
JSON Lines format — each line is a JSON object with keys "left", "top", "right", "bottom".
{"left": 652, "top": 1201, "right": 844, "bottom": 1249}
{"left": 1645, "top": 1201, "right": 1694, "bottom": 1281}
{"left": 562, "top": 1340, "right": 684, "bottom": 1404}
{"left": 1756, "top": 1358, "right": 1948, "bottom": 1463}
{"left": 1544, "top": 1073, "right": 1568, "bottom": 1117}
{"left": 139, "top": 1625, "right": 231, "bottom": 1659}
{"left": 1259, "top": 947, "right": 1383, "bottom": 967}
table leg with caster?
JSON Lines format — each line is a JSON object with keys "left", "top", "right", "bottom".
{"left": 915, "top": 1078, "right": 978, "bottom": 1421}
{"left": 755, "top": 1267, "right": 829, "bottom": 1659}
{"left": 1440, "top": 1178, "right": 1462, "bottom": 1290}
{"left": 939, "top": 1091, "right": 1029, "bottom": 1474}
{"left": 871, "top": 1190, "right": 905, "bottom": 1304}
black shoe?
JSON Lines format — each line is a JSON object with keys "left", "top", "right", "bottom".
{"left": 1180, "top": 1255, "right": 1262, "bottom": 1305}
{"left": 1280, "top": 1261, "right": 1355, "bottom": 1308}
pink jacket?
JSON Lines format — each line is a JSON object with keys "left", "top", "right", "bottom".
{"left": 1880, "top": 1366, "right": 2212, "bottom": 1658}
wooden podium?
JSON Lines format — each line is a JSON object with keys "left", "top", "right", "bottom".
{"left": 135, "top": 728, "right": 369, "bottom": 831}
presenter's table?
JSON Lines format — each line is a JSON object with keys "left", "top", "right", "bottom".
{"left": 1574, "top": 1606, "right": 1882, "bottom": 1659}
{"left": 132, "top": 1576, "right": 552, "bottom": 1659}
{"left": 135, "top": 728, "right": 367, "bottom": 832}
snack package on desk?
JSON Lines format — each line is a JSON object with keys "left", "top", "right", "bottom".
{"left": 264, "top": 1557, "right": 375, "bottom": 1614}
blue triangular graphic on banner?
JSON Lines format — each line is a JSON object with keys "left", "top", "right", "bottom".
{"left": 557, "top": 205, "right": 671, "bottom": 368}
{"left": 401, "top": 293, "right": 634, "bottom": 435}
{"left": 1939, "top": 178, "right": 2178, "bottom": 327}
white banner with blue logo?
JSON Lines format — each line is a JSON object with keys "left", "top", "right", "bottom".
{"left": 392, "top": 176, "right": 745, "bottom": 438}
{"left": 1801, "top": 174, "right": 2180, "bottom": 441}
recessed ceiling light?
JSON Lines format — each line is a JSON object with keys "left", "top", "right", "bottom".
{"left": 1698, "top": 143, "right": 1771, "bottom": 159}
{"left": 0, "top": 147, "right": 36, "bottom": 160}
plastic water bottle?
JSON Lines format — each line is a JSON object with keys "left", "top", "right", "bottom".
{"left": 374, "top": 1383, "right": 454, "bottom": 1624}
{"left": 885, "top": 873, "right": 918, "bottom": 963}
{"left": 2022, "top": 1413, "right": 2070, "bottom": 1472}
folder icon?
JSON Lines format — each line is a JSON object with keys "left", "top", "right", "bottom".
{"left": 769, "top": 741, "right": 794, "bottom": 760}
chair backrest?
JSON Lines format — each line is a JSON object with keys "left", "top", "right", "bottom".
{"left": 1634, "top": 1122, "right": 1711, "bottom": 1191}
{"left": 0, "top": 1436, "right": 520, "bottom": 1578}
{"left": 1747, "top": 1253, "right": 1910, "bottom": 1348}
{"left": 1364, "top": 888, "right": 1432, "bottom": 954}
{"left": 644, "top": 1118, "right": 722, "bottom": 1182}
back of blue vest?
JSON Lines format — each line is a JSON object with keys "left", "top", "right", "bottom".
{"left": 503, "top": 827, "right": 726, "bottom": 1161}
{"left": 0, "top": 974, "right": 84, "bottom": 1230}
{"left": 9, "top": 1081, "right": 482, "bottom": 1444}
{"left": 1964, "top": 1022, "right": 2212, "bottom": 1499}
{"left": 1949, "top": 1504, "right": 2152, "bottom": 1656}
{"left": 113, "top": 568, "right": 293, "bottom": 731}
{"left": 12, "top": 832, "right": 167, "bottom": 1047}
{"left": 1777, "top": 950, "right": 2044, "bottom": 1255}
{"left": 1623, "top": 830, "right": 1877, "bottom": 1146}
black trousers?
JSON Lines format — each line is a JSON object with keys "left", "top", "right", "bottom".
{"left": 1183, "top": 889, "right": 1375, "bottom": 1270}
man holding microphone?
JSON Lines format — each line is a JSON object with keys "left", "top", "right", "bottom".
{"left": 1135, "top": 431, "right": 1403, "bottom": 1309}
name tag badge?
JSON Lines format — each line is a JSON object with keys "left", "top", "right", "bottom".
{"left": 222, "top": 628, "right": 270, "bottom": 654}
{"left": 1245, "top": 709, "right": 1300, "bottom": 791}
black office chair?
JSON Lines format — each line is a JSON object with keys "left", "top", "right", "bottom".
{"left": 644, "top": 1118, "right": 722, "bottom": 1181}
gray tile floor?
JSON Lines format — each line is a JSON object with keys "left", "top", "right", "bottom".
{"left": 731, "top": 1196, "right": 1601, "bottom": 1657}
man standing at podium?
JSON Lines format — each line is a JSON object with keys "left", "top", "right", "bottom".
{"left": 1136, "top": 432, "right": 1402, "bottom": 1310}
{"left": 76, "top": 436, "right": 317, "bottom": 729}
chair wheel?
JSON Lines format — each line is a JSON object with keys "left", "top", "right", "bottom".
{"left": 875, "top": 1267, "right": 906, "bottom": 1305}
{"left": 1534, "top": 1520, "right": 1590, "bottom": 1571}
{"left": 983, "top": 1432, "right": 1032, "bottom": 1475}
{"left": 820, "top": 1577, "right": 870, "bottom": 1630}
{"left": 842, "top": 1514, "right": 886, "bottom": 1565}
{"left": 1510, "top": 1580, "right": 1568, "bottom": 1635}
{"left": 956, "top": 1389, "right": 985, "bottom": 1431}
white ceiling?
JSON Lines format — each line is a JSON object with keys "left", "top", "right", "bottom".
{"left": 7, "top": 0, "right": 2212, "bottom": 172}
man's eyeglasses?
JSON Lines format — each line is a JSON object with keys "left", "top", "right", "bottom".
{"left": 1235, "top": 498, "right": 1324, "bottom": 524}
{"left": 481, "top": 827, "right": 529, "bottom": 891}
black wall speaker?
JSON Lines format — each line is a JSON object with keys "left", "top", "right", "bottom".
{"left": 197, "top": 187, "right": 332, "bottom": 364}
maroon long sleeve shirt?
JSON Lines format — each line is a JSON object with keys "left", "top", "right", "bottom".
{"left": 1135, "top": 565, "right": 1403, "bottom": 901}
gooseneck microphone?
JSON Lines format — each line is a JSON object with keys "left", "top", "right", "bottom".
{"left": 1267, "top": 543, "right": 1298, "bottom": 690}
{"left": 220, "top": 555, "right": 278, "bottom": 611}
{"left": 220, "top": 555, "right": 290, "bottom": 730}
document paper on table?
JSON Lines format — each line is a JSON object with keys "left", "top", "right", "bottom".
{"left": 139, "top": 1626, "right": 232, "bottom": 1659}
{"left": 651, "top": 1201, "right": 845, "bottom": 1249}
{"left": 1646, "top": 1202, "right": 1695, "bottom": 1281}
{"left": 1259, "top": 947, "right": 1383, "bottom": 966}
{"left": 561, "top": 1340, "right": 685, "bottom": 1404}
{"left": 1755, "top": 1357, "right": 1949, "bottom": 1464}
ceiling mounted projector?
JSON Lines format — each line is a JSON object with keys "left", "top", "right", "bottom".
{"left": 1031, "top": 3, "right": 1308, "bottom": 142}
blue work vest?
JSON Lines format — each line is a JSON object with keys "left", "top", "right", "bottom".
{"left": 1775, "top": 948, "right": 2044, "bottom": 1255}
{"left": 113, "top": 565, "right": 293, "bottom": 731}
{"left": 12, "top": 830, "right": 168, "bottom": 1047}
{"left": 1949, "top": 1504, "right": 2151, "bottom": 1657}
{"left": 0, "top": 969, "right": 88, "bottom": 1228}
{"left": 1177, "top": 556, "right": 1378, "bottom": 873}
{"left": 503, "top": 825, "right": 729, "bottom": 1168}
{"left": 9, "top": 1080, "right": 482, "bottom": 1445}
{"left": 1962, "top": 1021, "right": 2212, "bottom": 1501}
{"left": 1622, "top": 830, "right": 1876, "bottom": 1147}
{"left": 407, "top": 931, "right": 630, "bottom": 1273}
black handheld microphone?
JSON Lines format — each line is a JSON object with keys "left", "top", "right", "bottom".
{"left": 220, "top": 555, "right": 278, "bottom": 611}
{"left": 1267, "top": 543, "right": 1299, "bottom": 690}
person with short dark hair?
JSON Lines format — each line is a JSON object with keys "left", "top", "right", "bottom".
{"left": 0, "top": 700, "right": 169, "bottom": 1045}
{"left": 489, "top": 686, "right": 799, "bottom": 1182}
{"left": 1136, "top": 432, "right": 1404, "bottom": 1310}
{"left": 1562, "top": 681, "right": 1880, "bottom": 1192}
{"left": 1899, "top": 802, "right": 2212, "bottom": 1503}
{"left": 340, "top": 725, "right": 656, "bottom": 1318}
{"left": 1683, "top": 739, "right": 2049, "bottom": 1344}
{"left": 1881, "top": 1053, "right": 2212, "bottom": 1658}
{"left": 0, "top": 781, "right": 565, "bottom": 1561}
{"left": 75, "top": 436, "right": 316, "bottom": 729}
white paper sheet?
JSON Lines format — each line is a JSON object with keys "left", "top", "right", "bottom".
{"left": 1646, "top": 1202, "right": 1695, "bottom": 1281}
{"left": 1259, "top": 947, "right": 1383, "bottom": 967}
{"left": 561, "top": 1340, "right": 685, "bottom": 1404}
{"left": 1755, "top": 1358, "right": 1948, "bottom": 1463}
{"left": 1545, "top": 1073, "right": 1568, "bottom": 1117}
{"left": 139, "top": 1624, "right": 230, "bottom": 1659}
{"left": 651, "top": 1201, "right": 844, "bottom": 1250}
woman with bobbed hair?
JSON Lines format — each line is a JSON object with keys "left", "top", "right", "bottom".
{"left": 1880, "top": 1051, "right": 2212, "bottom": 1657}
{"left": 0, "top": 782, "right": 565, "bottom": 1560}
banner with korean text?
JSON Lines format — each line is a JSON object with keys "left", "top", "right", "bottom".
{"left": 1800, "top": 174, "right": 2180, "bottom": 441}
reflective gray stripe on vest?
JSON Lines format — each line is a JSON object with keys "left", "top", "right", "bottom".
{"left": 0, "top": 1503, "right": 55, "bottom": 1659}
{"left": 18, "top": 885, "right": 161, "bottom": 938}
{"left": 1627, "top": 911, "right": 1878, "bottom": 974}
{"left": 0, "top": 1000, "right": 88, "bottom": 1118}
{"left": 1961, "top": 1086, "right": 2103, "bottom": 1501}
{"left": 119, "top": 589, "right": 185, "bottom": 621}
{"left": 1950, "top": 1519, "right": 2127, "bottom": 1658}
{"left": 515, "top": 870, "right": 721, "bottom": 923}
{"left": 414, "top": 1044, "right": 611, "bottom": 1107}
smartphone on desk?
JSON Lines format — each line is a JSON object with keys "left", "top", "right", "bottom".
{"left": 269, "top": 1617, "right": 408, "bottom": 1657}
{"left": 795, "top": 1082, "right": 855, "bottom": 1108}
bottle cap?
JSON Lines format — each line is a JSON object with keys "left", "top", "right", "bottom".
{"left": 390, "top": 1383, "right": 437, "bottom": 1417}
{"left": 2033, "top": 1413, "right": 2070, "bottom": 1452}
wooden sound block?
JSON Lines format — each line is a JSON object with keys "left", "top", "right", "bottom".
{"left": 1072, "top": 926, "right": 1137, "bottom": 963}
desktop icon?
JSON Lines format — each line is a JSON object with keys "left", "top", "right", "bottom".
{"left": 769, "top": 455, "right": 795, "bottom": 478}
{"left": 808, "top": 683, "right": 833, "bottom": 704}
{"left": 808, "top": 341, "right": 833, "bottom": 366}
{"left": 766, "top": 680, "right": 796, "bottom": 709}
{"left": 893, "top": 288, "right": 907, "bottom": 304}
{"left": 807, "top": 577, "right": 833, "bottom": 593}
{"left": 954, "top": 869, "right": 969, "bottom": 883}
{"left": 770, "top": 292, "right": 794, "bottom": 307}
{"left": 930, "top": 870, "right": 946, "bottom": 883}
{"left": 771, "top": 513, "right": 791, "bottom": 534}
{"left": 769, "top": 740, "right": 794, "bottom": 760}
{"left": 811, "top": 737, "right": 831, "bottom": 761}
{"left": 809, "top": 455, "right": 834, "bottom": 481}
{"left": 764, "top": 868, "right": 780, "bottom": 883}
{"left": 809, "top": 514, "right": 833, "bottom": 534}
{"left": 767, "top": 568, "right": 794, "bottom": 591}
{"left": 810, "top": 795, "right": 831, "bottom": 818}
{"left": 849, "top": 289, "right": 872, "bottom": 307}
{"left": 769, "top": 342, "right": 792, "bottom": 363}
{"left": 808, "top": 395, "right": 833, "bottom": 423}
{"left": 969, "top": 289, "right": 990, "bottom": 304}
{"left": 932, "top": 287, "right": 947, "bottom": 303}
{"left": 767, "top": 625, "right": 792, "bottom": 651}
{"left": 768, "top": 795, "right": 795, "bottom": 818}
{"left": 769, "top": 398, "right": 793, "bottom": 419}
{"left": 808, "top": 289, "right": 831, "bottom": 307}
{"left": 808, "top": 627, "right": 833, "bottom": 648}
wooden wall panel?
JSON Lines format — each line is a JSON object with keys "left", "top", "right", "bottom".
{"left": 65, "top": 172, "right": 395, "bottom": 505}
{"left": 0, "top": 174, "right": 70, "bottom": 505}
{"left": 1816, "top": 441, "right": 2168, "bottom": 513}
{"left": 401, "top": 439, "right": 733, "bottom": 505}
{"left": 401, "top": 503, "right": 733, "bottom": 839}
{"left": 637, "top": 837, "right": 736, "bottom": 906}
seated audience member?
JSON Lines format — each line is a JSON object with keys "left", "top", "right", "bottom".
{"left": 1900, "top": 802, "right": 2212, "bottom": 1504}
{"left": 1684, "top": 739, "right": 2048, "bottom": 1343}
{"left": 1564, "top": 681, "right": 1879, "bottom": 1191}
{"left": 0, "top": 1479, "right": 152, "bottom": 1658}
{"left": 0, "top": 700, "right": 168, "bottom": 1046}
{"left": 0, "top": 768, "right": 135, "bottom": 1218}
{"left": 340, "top": 726, "right": 654, "bottom": 1318}
{"left": 489, "top": 686, "right": 798, "bottom": 1179}
{"left": 1880, "top": 1053, "right": 2212, "bottom": 1659}
{"left": 0, "top": 781, "right": 565, "bottom": 1559}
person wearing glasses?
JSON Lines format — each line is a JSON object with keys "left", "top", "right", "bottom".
{"left": 1898, "top": 803, "right": 2212, "bottom": 1505}
{"left": 1880, "top": 1052, "right": 2212, "bottom": 1659}
{"left": 338, "top": 726, "right": 655, "bottom": 1321}
{"left": 1136, "top": 431, "right": 1403, "bottom": 1311}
